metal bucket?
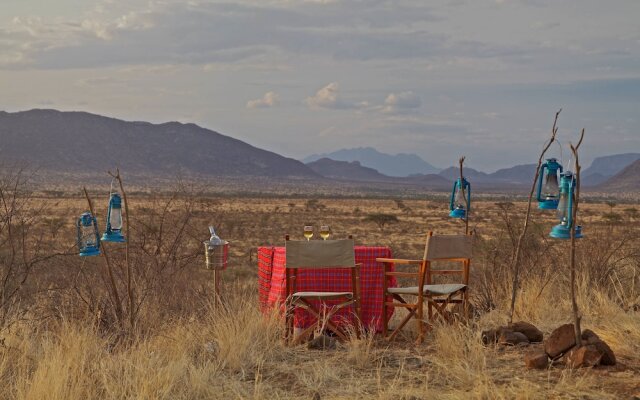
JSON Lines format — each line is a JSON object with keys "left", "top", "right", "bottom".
{"left": 203, "top": 241, "right": 229, "bottom": 270}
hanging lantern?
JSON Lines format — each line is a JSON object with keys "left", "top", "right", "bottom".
{"left": 449, "top": 177, "right": 471, "bottom": 219}
{"left": 550, "top": 172, "right": 583, "bottom": 239}
{"left": 77, "top": 212, "right": 101, "bottom": 256}
{"left": 203, "top": 226, "right": 229, "bottom": 270}
{"left": 101, "top": 193, "right": 126, "bottom": 242}
{"left": 536, "top": 158, "right": 563, "bottom": 210}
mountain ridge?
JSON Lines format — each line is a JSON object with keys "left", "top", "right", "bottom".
{"left": 598, "top": 159, "right": 640, "bottom": 192}
{"left": 0, "top": 109, "right": 319, "bottom": 179}
{"left": 303, "top": 147, "right": 440, "bottom": 176}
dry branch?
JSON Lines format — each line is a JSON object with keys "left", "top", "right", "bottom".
{"left": 508, "top": 109, "right": 561, "bottom": 324}
{"left": 569, "top": 128, "right": 585, "bottom": 346}
{"left": 83, "top": 186, "right": 124, "bottom": 327}
{"left": 459, "top": 156, "right": 469, "bottom": 235}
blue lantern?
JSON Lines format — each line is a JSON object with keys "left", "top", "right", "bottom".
{"left": 449, "top": 177, "right": 471, "bottom": 219}
{"left": 550, "top": 172, "right": 583, "bottom": 239}
{"left": 101, "top": 193, "right": 126, "bottom": 243}
{"left": 536, "top": 158, "right": 563, "bottom": 210}
{"left": 77, "top": 212, "right": 101, "bottom": 256}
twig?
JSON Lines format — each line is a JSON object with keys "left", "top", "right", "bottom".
{"left": 459, "top": 156, "right": 469, "bottom": 235}
{"left": 108, "top": 169, "right": 135, "bottom": 331}
{"left": 508, "top": 109, "right": 561, "bottom": 324}
{"left": 569, "top": 128, "right": 585, "bottom": 346}
{"left": 83, "top": 187, "right": 124, "bottom": 327}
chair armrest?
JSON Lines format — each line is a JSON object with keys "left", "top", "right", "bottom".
{"left": 376, "top": 258, "right": 423, "bottom": 264}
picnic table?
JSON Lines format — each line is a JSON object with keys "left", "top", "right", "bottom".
{"left": 257, "top": 245, "right": 396, "bottom": 332}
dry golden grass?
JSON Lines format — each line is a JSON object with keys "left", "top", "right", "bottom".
{"left": 0, "top": 194, "right": 639, "bottom": 399}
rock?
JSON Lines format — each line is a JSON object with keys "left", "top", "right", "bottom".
{"left": 580, "top": 329, "right": 616, "bottom": 365}
{"left": 564, "top": 345, "right": 602, "bottom": 368}
{"left": 499, "top": 330, "right": 529, "bottom": 346}
{"left": 592, "top": 339, "right": 616, "bottom": 365}
{"left": 524, "top": 350, "right": 549, "bottom": 369}
{"left": 581, "top": 329, "right": 600, "bottom": 344}
{"left": 307, "top": 334, "right": 336, "bottom": 350}
{"left": 511, "top": 321, "right": 544, "bottom": 342}
{"left": 481, "top": 328, "right": 500, "bottom": 345}
{"left": 545, "top": 324, "right": 576, "bottom": 358}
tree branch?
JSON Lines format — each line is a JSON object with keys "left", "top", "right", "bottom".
{"left": 508, "top": 109, "right": 561, "bottom": 324}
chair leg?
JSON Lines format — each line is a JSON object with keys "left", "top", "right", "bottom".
{"left": 292, "top": 325, "right": 316, "bottom": 345}
{"left": 416, "top": 298, "right": 424, "bottom": 344}
{"left": 284, "top": 299, "right": 294, "bottom": 343}
{"left": 382, "top": 298, "right": 389, "bottom": 338}
{"left": 388, "top": 308, "right": 416, "bottom": 342}
{"left": 463, "top": 289, "right": 470, "bottom": 320}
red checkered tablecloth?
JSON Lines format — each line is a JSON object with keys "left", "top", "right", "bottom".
{"left": 257, "top": 245, "right": 396, "bottom": 332}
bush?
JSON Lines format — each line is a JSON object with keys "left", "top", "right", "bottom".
{"left": 362, "top": 213, "right": 399, "bottom": 230}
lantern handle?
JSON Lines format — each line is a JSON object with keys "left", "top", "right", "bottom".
{"left": 536, "top": 163, "right": 547, "bottom": 203}
{"left": 465, "top": 179, "right": 471, "bottom": 213}
{"left": 555, "top": 140, "right": 564, "bottom": 168}
{"left": 566, "top": 175, "right": 575, "bottom": 230}
{"left": 449, "top": 179, "right": 458, "bottom": 212}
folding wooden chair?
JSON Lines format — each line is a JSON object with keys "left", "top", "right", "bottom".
{"left": 376, "top": 231, "right": 473, "bottom": 343}
{"left": 284, "top": 239, "right": 361, "bottom": 344}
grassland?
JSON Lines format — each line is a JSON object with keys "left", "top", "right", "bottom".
{"left": 0, "top": 186, "right": 639, "bottom": 399}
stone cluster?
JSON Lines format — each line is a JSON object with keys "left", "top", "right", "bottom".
{"left": 482, "top": 322, "right": 616, "bottom": 369}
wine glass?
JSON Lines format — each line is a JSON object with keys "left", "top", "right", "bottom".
{"left": 320, "top": 225, "right": 330, "bottom": 240}
{"left": 303, "top": 225, "right": 314, "bottom": 241}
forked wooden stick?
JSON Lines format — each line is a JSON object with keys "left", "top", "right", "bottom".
{"left": 459, "top": 156, "right": 469, "bottom": 235}
{"left": 508, "top": 109, "right": 560, "bottom": 324}
{"left": 83, "top": 187, "right": 124, "bottom": 327}
{"left": 569, "top": 128, "right": 585, "bottom": 346}
{"left": 108, "top": 168, "right": 135, "bottom": 331}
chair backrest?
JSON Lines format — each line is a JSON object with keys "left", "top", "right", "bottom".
{"left": 285, "top": 239, "right": 355, "bottom": 269}
{"left": 423, "top": 233, "right": 473, "bottom": 261}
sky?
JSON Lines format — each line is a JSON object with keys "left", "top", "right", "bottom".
{"left": 1, "top": 0, "right": 639, "bottom": 172}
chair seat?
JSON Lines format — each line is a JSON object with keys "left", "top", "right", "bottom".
{"left": 292, "top": 291, "right": 354, "bottom": 299}
{"left": 387, "top": 283, "right": 466, "bottom": 296}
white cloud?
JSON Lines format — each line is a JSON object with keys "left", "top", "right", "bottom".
{"left": 382, "top": 91, "right": 422, "bottom": 113}
{"left": 306, "top": 82, "right": 352, "bottom": 109}
{"left": 246, "top": 91, "right": 279, "bottom": 108}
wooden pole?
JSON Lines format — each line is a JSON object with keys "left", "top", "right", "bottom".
{"left": 508, "top": 109, "right": 560, "bottom": 324}
{"left": 459, "top": 156, "right": 469, "bottom": 235}
{"left": 83, "top": 187, "right": 124, "bottom": 328}
{"left": 109, "top": 169, "right": 135, "bottom": 331}
{"left": 569, "top": 129, "right": 585, "bottom": 346}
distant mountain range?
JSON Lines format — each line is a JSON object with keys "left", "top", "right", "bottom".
{"left": 306, "top": 158, "right": 392, "bottom": 182}
{"left": 0, "top": 109, "right": 637, "bottom": 192}
{"left": 582, "top": 153, "right": 640, "bottom": 186}
{"left": 0, "top": 109, "right": 318, "bottom": 180}
{"left": 303, "top": 147, "right": 440, "bottom": 176}
{"left": 598, "top": 159, "right": 640, "bottom": 192}
{"left": 306, "top": 158, "right": 450, "bottom": 189}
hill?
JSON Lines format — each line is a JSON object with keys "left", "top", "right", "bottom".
{"left": 598, "top": 159, "right": 640, "bottom": 192}
{"left": 489, "top": 164, "right": 536, "bottom": 184}
{"left": 438, "top": 166, "right": 490, "bottom": 182}
{"left": 0, "top": 109, "right": 318, "bottom": 180}
{"left": 303, "top": 147, "right": 440, "bottom": 176}
{"left": 582, "top": 153, "right": 640, "bottom": 186}
{"left": 306, "top": 158, "right": 391, "bottom": 182}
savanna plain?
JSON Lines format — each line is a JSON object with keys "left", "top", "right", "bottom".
{"left": 1, "top": 175, "right": 639, "bottom": 399}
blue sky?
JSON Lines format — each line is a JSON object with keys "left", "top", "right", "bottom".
{"left": 1, "top": 0, "right": 638, "bottom": 171}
